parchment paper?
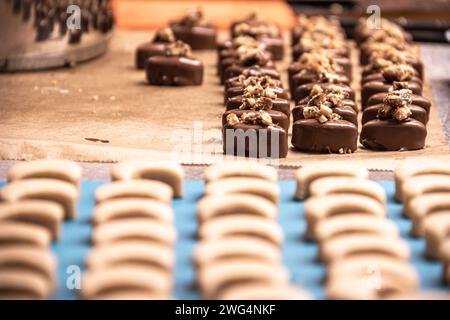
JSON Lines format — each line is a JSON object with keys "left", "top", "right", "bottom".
{"left": 0, "top": 30, "right": 449, "bottom": 169}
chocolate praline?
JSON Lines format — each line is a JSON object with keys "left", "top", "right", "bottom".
{"left": 223, "top": 123, "right": 288, "bottom": 158}
{"left": 361, "top": 73, "right": 422, "bottom": 86}
{"left": 297, "top": 97, "right": 358, "bottom": 112}
{"left": 366, "top": 92, "right": 430, "bottom": 115}
{"left": 225, "top": 70, "right": 282, "bottom": 89}
{"left": 222, "top": 64, "right": 277, "bottom": 84}
{"left": 292, "top": 104, "right": 357, "bottom": 125}
{"left": 222, "top": 109, "right": 289, "bottom": 132}
{"left": 294, "top": 83, "right": 355, "bottom": 105}
{"left": 226, "top": 96, "right": 291, "bottom": 117}
{"left": 292, "top": 44, "right": 349, "bottom": 61}
{"left": 292, "top": 119, "right": 358, "bottom": 153}
{"left": 360, "top": 119, "right": 427, "bottom": 151}
{"left": 290, "top": 71, "right": 350, "bottom": 97}
{"left": 170, "top": 23, "right": 217, "bottom": 50}
{"left": 289, "top": 57, "right": 352, "bottom": 80}
{"left": 219, "top": 52, "right": 274, "bottom": 78}
{"left": 136, "top": 42, "right": 168, "bottom": 69}
{"left": 361, "top": 81, "right": 422, "bottom": 108}
{"left": 362, "top": 104, "right": 428, "bottom": 125}
{"left": 146, "top": 56, "right": 203, "bottom": 86}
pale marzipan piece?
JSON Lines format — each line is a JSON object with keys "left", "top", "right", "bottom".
{"left": 92, "top": 218, "right": 177, "bottom": 246}
{"left": 86, "top": 241, "right": 175, "bottom": 272}
{"left": 310, "top": 177, "right": 386, "bottom": 204}
{"left": 194, "top": 237, "right": 281, "bottom": 268}
{"left": 111, "top": 161, "right": 184, "bottom": 197}
{"left": 204, "top": 161, "right": 277, "bottom": 184}
{"left": 320, "top": 234, "right": 410, "bottom": 263}
{"left": 205, "top": 177, "right": 280, "bottom": 203}
{"left": 82, "top": 265, "right": 172, "bottom": 300}
{"left": 95, "top": 180, "right": 173, "bottom": 204}
{"left": 294, "top": 165, "right": 368, "bottom": 200}
{"left": 197, "top": 259, "right": 289, "bottom": 299}
{"left": 0, "top": 221, "right": 51, "bottom": 247}
{"left": 326, "top": 255, "right": 418, "bottom": 290}
{"left": 92, "top": 198, "right": 174, "bottom": 226}
{"left": 0, "top": 200, "right": 64, "bottom": 240}
{"left": 197, "top": 194, "right": 277, "bottom": 223}
{"left": 401, "top": 175, "right": 450, "bottom": 205}
{"left": 0, "top": 178, "right": 78, "bottom": 219}
{"left": 217, "top": 284, "right": 312, "bottom": 300}
{"left": 394, "top": 164, "right": 450, "bottom": 202}
{"left": 305, "top": 194, "right": 386, "bottom": 241}
{"left": 0, "top": 245, "right": 56, "bottom": 284}
{"left": 0, "top": 270, "right": 53, "bottom": 299}
{"left": 406, "top": 193, "right": 450, "bottom": 236}
{"left": 199, "top": 214, "right": 283, "bottom": 246}
{"left": 422, "top": 212, "right": 450, "bottom": 259}
{"left": 315, "top": 214, "right": 398, "bottom": 244}
{"left": 7, "top": 160, "right": 82, "bottom": 188}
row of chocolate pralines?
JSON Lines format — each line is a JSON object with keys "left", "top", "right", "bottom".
{"left": 356, "top": 19, "right": 431, "bottom": 151}
{"left": 10, "top": 0, "right": 113, "bottom": 43}
{"left": 135, "top": 7, "right": 216, "bottom": 86}
{"left": 218, "top": 15, "right": 290, "bottom": 158}
{"left": 289, "top": 15, "right": 358, "bottom": 154}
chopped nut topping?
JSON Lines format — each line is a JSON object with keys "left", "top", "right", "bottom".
{"left": 378, "top": 88, "right": 413, "bottom": 121}
{"left": 303, "top": 105, "right": 342, "bottom": 123}
{"left": 382, "top": 64, "right": 415, "bottom": 82}
{"left": 227, "top": 111, "right": 273, "bottom": 126}
{"left": 242, "top": 83, "right": 278, "bottom": 100}
{"left": 166, "top": 40, "right": 192, "bottom": 57}
{"left": 391, "top": 81, "right": 409, "bottom": 91}
{"left": 232, "top": 36, "right": 260, "bottom": 48}
{"left": 364, "top": 57, "right": 394, "bottom": 73}
{"left": 238, "top": 47, "right": 270, "bottom": 66}
{"left": 179, "top": 6, "right": 208, "bottom": 27}
{"left": 153, "top": 27, "right": 175, "bottom": 43}
{"left": 306, "top": 84, "right": 348, "bottom": 109}
{"left": 240, "top": 96, "right": 273, "bottom": 110}
{"left": 242, "top": 75, "right": 278, "bottom": 88}
{"left": 234, "top": 21, "right": 280, "bottom": 38}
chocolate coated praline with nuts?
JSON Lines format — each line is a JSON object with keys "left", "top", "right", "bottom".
{"left": 135, "top": 28, "right": 176, "bottom": 69}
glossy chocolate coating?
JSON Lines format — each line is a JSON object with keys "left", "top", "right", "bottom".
{"left": 292, "top": 104, "right": 357, "bottom": 125}
{"left": 135, "top": 42, "right": 167, "bottom": 69}
{"left": 294, "top": 83, "right": 355, "bottom": 105}
{"left": 219, "top": 54, "right": 274, "bottom": 79}
{"left": 366, "top": 92, "right": 431, "bottom": 115}
{"left": 260, "top": 37, "right": 284, "bottom": 61}
{"left": 146, "top": 56, "right": 203, "bottom": 86}
{"left": 362, "top": 104, "right": 428, "bottom": 125}
{"left": 225, "top": 96, "right": 291, "bottom": 117}
{"left": 292, "top": 119, "right": 358, "bottom": 153}
{"left": 224, "top": 68, "right": 281, "bottom": 89}
{"left": 224, "top": 86, "right": 289, "bottom": 104}
{"left": 170, "top": 24, "right": 217, "bottom": 50}
{"left": 361, "top": 81, "right": 422, "bottom": 108}
{"left": 360, "top": 119, "right": 427, "bottom": 151}
{"left": 290, "top": 71, "right": 350, "bottom": 97}
{"left": 222, "top": 109, "right": 289, "bottom": 132}
{"left": 361, "top": 73, "right": 422, "bottom": 86}
{"left": 222, "top": 123, "right": 288, "bottom": 158}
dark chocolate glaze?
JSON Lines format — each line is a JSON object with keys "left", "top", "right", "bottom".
{"left": 260, "top": 37, "right": 284, "bottom": 61}
{"left": 225, "top": 66, "right": 281, "bottom": 90}
{"left": 225, "top": 96, "right": 291, "bottom": 117}
{"left": 361, "top": 73, "right": 422, "bottom": 86}
{"left": 219, "top": 54, "right": 274, "bottom": 79}
{"left": 222, "top": 109, "right": 289, "bottom": 132}
{"left": 146, "top": 56, "right": 203, "bottom": 86}
{"left": 362, "top": 104, "right": 428, "bottom": 125}
{"left": 366, "top": 92, "right": 431, "bottom": 115}
{"left": 292, "top": 119, "right": 358, "bottom": 153}
{"left": 135, "top": 42, "right": 167, "bottom": 69}
{"left": 290, "top": 71, "right": 350, "bottom": 97}
{"left": 360, "top": 119, "right": 427, "bottom": 151}
{"left": 222, "top": 123, "right": 288, "bottom": 158}
{"left": 170, "top": 24, "right": 217, "bottom": 50}
{"left": 294, "top": 83, "right": 355, "bottom": 105}
{"left": 292, "top": 104, "right": 358, "bottom": 125}
{"left": 361, "top": 81, "right": 422, "bottom": 108}
{"left": 224, "top": 86, "right": 289, "bottom": 104}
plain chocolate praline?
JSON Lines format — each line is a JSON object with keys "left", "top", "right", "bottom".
{"left": 222, "top": 123, "right": 288, "bottom": 158}
{"left": 170, "top": 23, "right": 217, "bottom": 50}
{"left": 222, "top": 109, "right": 289, "bottom": 132}
{"left": 292, "top": 119, "right": 358, "bottom": 153}
{"left": 360, "top": 119, "right": 427, "bottom": 151}
{"left": 292, "top": 104, "right": 358, "bottom": 125}
{"left": 362, "top": 104, "right": 428, "bottom": 125}
{"left": 225, "top": 96, "right": 291, "bottom": 117}
{"left": 361, "top": 81, "right": 422, "bottom": 108}
{"left": 146, "top": 56, "right": 203, "bottom": 86}
{"left": 365, "top": 92, "right": 431, "bottom": 115}
{"left": 224, "top": 86, "right": 288, "bottom": 104}
{"left": 294, "top": 83, "right": 355, "bottom": 105}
